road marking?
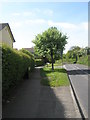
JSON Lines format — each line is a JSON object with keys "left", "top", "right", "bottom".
{"left": 63, "top": 64, "right": 89, "bottom": 80}
{"left": 63, "top": 64, "right": 75, "bottom": 70}
{"left": 74, "top": 65, "right": 90, "bottom": 75}
{"left": 64, "top": 64, "right": 89, "bottom": 75}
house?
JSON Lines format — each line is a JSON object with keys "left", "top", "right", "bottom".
{"left": 24, "top": 47, "right": 34, "bottom": 54}
{"left": 0, "top": 23, "right": 15, "bottom": 48}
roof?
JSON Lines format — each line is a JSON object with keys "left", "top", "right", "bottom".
{"left": 0, "top": 23, "right": 8, "bottom": 31}
{"left": 0, "top": 23, "right": 15, "bottom": 42}
{"left": 24, "top": 48, "right": 34, "bottom": 53}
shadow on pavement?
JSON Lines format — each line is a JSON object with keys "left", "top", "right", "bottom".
{"left": 2, "top": 67, "right": 67, "bottom": 118}
{"left": 3, "top": 67, "right": 80, "bottom": 118}
{"left": 36, "top": 86, "right": 65, "bottom": 118}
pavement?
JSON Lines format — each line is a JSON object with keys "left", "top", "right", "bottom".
{"left": 3, "top": 67, "right": 81, "bottom": 118}
{"left": 64, "top": 64, "right": 88, "bottom": 118}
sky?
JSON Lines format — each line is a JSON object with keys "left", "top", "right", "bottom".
{"left": 0, "top": 2, "right": 88, "bottom": 53}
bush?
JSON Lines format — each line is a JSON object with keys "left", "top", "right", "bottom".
{"left": 19, "top": 48, "right": 35, "bottom": 71}
{"left": 19, "top": 48, "right": 34, "bottom": 58}
{"left": 77, "top": 55, "right": 89, "bottom": 66}
{"left": 2, "top": 44, "right": 35, "bottom": 98}
{"left": 35, "top": 59, "right": 44, "bottom": 66}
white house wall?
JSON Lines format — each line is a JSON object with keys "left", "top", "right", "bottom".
{"left": 0, "top": 26, "right": 13, "bottom": 48}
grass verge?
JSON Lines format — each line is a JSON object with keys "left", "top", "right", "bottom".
{"left": 40, "top": 67, "right": 70, "bottom": 87}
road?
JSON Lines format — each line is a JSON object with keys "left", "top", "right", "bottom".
{"left": 64, "top": 64, "right": 89, "bottom": 118}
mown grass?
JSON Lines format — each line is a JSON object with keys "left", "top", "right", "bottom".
{"left": 40, "top": 67, "right": 70, "bottom": 87}
{"left": 45, "top": 60, "right": 62, "bottom": 67}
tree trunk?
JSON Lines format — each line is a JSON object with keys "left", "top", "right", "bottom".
{"left": 62, "top": 56, "right": 63, "bottom": 68}
{"left": 51, "top": 50, "right": 54, "bottom": 70}
{"left": 61, "top": 49, "right": 63, "bottom": 68}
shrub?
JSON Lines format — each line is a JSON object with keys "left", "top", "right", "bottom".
{"left": 2, "top": 44, "right": 34, "bottom": 98}
{"left": 35, "top": 59, "right": 44, "bottom": 66}
{"left": 77, "top": 55, "right": 89, "bottom": 66}
{"left": 19, "top": 48, "right": 35, "bottom": 71}
{"left": 19, "top": 48, "right": 34, "bottom": 58}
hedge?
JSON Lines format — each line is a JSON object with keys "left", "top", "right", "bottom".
{"left": 19, "top": 48, "right": 35, "bottom": 71}
{"left": 2, "top": 44, "right": 35, "bottom": 98}
{"left": 35, "top": 59, "right": 44, "bottom": 66}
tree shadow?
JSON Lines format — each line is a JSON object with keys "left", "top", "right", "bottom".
{"left": 67, "top": 69, "right": 90, "bottom": 75}
{"left": 41, "top": 68, "right": 66, "bottom": 75}
{"left": 40, "top": 68, "right": 67, "bottom": 86}
{"left": 36, "top": 86, "right": 66, "bottom": 118}
{"left": 2, "top": 67, "right": 77, "bottom": 118}
{"left": 37, "top": 68, "right": 73, "bottom": 118}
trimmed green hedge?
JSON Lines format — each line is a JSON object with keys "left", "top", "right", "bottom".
{"left": 35, "top": 59, "right": 44, "bottom": 66}
{"left": 20, "top": 48, "right": 35, "bottom": 71}
{"left": 2, "top": 44, "right": 35, "bottom": 98}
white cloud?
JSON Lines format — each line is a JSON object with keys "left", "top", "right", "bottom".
{"left": 81, "top": 22, "right": 88, "bottom": 30}
{"left": 13, "top": 26, "right": 34, "bottom": 49}
{"left": 48, "top": 20, "right": 88, "bottom": 31}
{"left": 12, "top": 11, "right": 34, "bottom": 17}
{"left": 9, "top": 19, "right": 46, "bottom": 30}
{"left": 25, "top": 19, "right": 46, "bottom": 25}
{"left": 48, "top": 20, "right": 77, "bottom": 29}
{"left": 23, "top": 11, "right": 34, "bottom": 16}
{"left": 10, "top": 21, "right": 22, "bottom": 28}
{"left": 34, "top": 8, "right": 40, "bottom": 13}
{"left": 11, "top": 8, "right": 53, "bottom": 20}
{"left": 12, "top": 13, "right": 20, "bottom": 16}
{"left": 43, "top": 9, "right": 53, "bottom": 16}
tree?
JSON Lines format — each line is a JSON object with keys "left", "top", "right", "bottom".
{"left": 33, "top": 27, "right": 68, "bottom": 70}
{"left": 84, "top": 47, "right": 90, "bottom": 55}
{"left": 66, "top": 46, "right": 82, "bottom": 63}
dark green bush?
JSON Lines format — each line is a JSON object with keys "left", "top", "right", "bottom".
{"left": 19, "top": 48, "right": 34, "bottom": 58}
{"left": 2, "top": 44, "right": 35, "bottom": 98}
{"left": 19, "top": 48, "right": 35, "bottom": 71}
{"left": 35, "top": 59, "right": 44, "bottom": 66}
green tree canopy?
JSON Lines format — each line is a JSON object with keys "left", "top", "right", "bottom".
{"left": 33, "top": 27, "right": 68, "bottom": 70}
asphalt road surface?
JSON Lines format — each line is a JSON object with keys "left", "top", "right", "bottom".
{"left": 64, "top": 64, "right": 89, "bottom": 118}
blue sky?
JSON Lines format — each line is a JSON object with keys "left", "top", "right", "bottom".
{"left": 0, "top": 2, "right": 88, "bottom": 53}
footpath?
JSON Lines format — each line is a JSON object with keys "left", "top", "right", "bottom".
{"left": 3, "top": 67, "right": 81, "bottom": 118}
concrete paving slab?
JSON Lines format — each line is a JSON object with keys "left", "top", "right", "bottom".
{"left": 3, "top": 67, "right": 81, "bottom": 118}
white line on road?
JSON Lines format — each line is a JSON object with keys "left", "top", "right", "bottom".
{"left": 63, "top": 64, "right": 89, "bottom": 80}
{"left": 74, "top": 65, "right": 88, "bottom": 75}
